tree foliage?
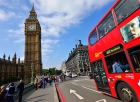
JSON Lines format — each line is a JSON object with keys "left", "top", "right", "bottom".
{"left": 0, "top": 76, "right": 20, "bottom": 86}
{"left": 42, "top": 67, "right": 62, "bottom": 75}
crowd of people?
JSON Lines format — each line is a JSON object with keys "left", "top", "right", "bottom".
{"left": 0, "top": 79, "right": 24, "bottom": 102}
{"left": 34, "top": 74, "right": 66, "bottom": 90}
{"left": 0, "top": 74, "right": 67, "bottom": 102}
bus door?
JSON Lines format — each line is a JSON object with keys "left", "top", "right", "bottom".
{"left": 92, "top": 60, "right": 110, "bottom": 94}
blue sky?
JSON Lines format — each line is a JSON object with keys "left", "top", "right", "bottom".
{"left": 0, "top": 0, "right": 116, "bottom": 69}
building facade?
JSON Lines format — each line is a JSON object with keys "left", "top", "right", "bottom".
{"left": 61, "top": 61, "right": 66, "bottom": 74}
{"left": 0, "top": 4, "right": 42, "bottom": 84}
{"left": 0, "top": 53, "right": 24, "bottom": 82}
{"left": 65, "top": 40, "right": 90, "bottom": 74}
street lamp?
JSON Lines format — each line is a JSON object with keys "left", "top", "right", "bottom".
{"left": 31, "top": 63, "right": 34, "bottom": 83}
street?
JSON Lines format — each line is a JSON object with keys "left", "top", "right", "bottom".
{"left": 58, "top": 76, "right": 123, "bottom": 102}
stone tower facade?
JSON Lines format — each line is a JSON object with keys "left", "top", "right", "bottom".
{"left": 24, "top": 4, "right": 42, "bottom": 82}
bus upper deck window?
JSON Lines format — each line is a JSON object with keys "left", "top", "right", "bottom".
{"left": 98, "top": 12, "right": 115, "bottom": 38}
{"left": 115, "top": 0, "right": 139, "bottom": 24}
{"left": 118, "top": 13, "right": 125, "bottom": 21}
{"left": 89, "top": 30, "right": 98, "bottom": 45}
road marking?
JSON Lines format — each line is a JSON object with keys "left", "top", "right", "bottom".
{"left": 70, "top": 89, "right": 84, "bottom": 100}
{"left": 83, "top": 85, "right": 96, "bottom": 89}
{"left": 96, "top": 99, "right": 107, "bottom": 102}
{"left": 82, "top": 86, "right": 101, "bottom": 93}
{"left": 59, "top": 83, "right": 71, "bottom": 87}
{"left": 71, "top": 82, "right": 78, "bottom": 85}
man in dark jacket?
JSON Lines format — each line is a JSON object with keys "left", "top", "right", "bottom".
{"left": 17, "top": 80, "right": 24, "bottom": 102}
{"left": 6, "top": 82, "right": 15, "bottom": 102}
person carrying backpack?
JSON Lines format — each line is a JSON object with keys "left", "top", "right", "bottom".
{"left": 6, "top": 83, "right": 15, "bottom": 102}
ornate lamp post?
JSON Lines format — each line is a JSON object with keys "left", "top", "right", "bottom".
{"left": 31, "top": 63, "right": 34, "bottom": 83}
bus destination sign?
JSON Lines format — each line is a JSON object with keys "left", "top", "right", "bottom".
{"left": 104, "top": 44, "right": 123, "bottom": 56}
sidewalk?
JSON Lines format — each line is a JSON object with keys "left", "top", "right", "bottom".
{"left": 15, "top": 83, "right": 59, "bottom": 102}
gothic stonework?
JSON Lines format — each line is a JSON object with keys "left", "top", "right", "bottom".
{"left": 0, "top": 53, "right": 24, "bottom": 82}
{"left": 24, "top": 4, "right": 42, "bottom": 83}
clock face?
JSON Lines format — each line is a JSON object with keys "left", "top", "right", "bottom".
{"left": 28, "top": 24, "right": 36, "bottom": 31}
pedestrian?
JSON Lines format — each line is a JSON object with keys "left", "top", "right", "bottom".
{"left": 48, "top": 76, "right": 52, "bottom": 86}
{"left": 53, "top": 76, "right": 55, "bottom": 82}
{"left": 45, "top": 77, "right": 48, "bottom": 86}
{"left": 55, "top": 76, "right": 59, "bottom": 85}
{"left": 58, "top": 75, "right": 61, "bottom": 83}
{"left": 0, "top": 85, "right": 7, "bottom": 102}
{"left": 34, "top": 78, "right": 38, "bottom": 90}
{"left": 0, "top": 92, "right": 5, "bottom": 102}
{"left": 64, "top": 74, "right": 66, "bottom": 81}
{"left": 17, "top": 79, "right": 24, "bottom": 102}
{"left": 38, "top": 78, "right": 42, "bottom": 88}
{"left": 42, "top": 77, "right": 45, "bottom": 89}
{"left": 6, "top": 82, "right": 15, "bottom": 102}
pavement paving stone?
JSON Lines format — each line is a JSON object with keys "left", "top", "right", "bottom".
{"left": 15, "top": 83, "right": 59, "bottom": 102}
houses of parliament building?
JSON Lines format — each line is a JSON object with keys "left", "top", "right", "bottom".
{"left": 0, "top": 4, "right": 42, "bottom": 84}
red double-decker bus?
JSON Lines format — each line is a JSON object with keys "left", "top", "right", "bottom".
{"left": 88, "top": 0, "right": 140, "bottom": 102}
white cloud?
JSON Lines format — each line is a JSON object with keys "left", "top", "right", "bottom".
{"left": 42, "top": 55, "right": 49, "bottom": 61}
{"left": 8, "top": 28, "right": 24, "bottom": 37}
{"left": 21, "top": 5, "right": 29, "bottom": 11}
{"left": 0, "top": 0, "right": 20, "bottom": 9}
{"left": 8, "top": 21, "right": 25, "bottom": 40}
{"left": 14, "top": 38, "right": 24, "bottom": 43}
{"left": 31, "top": 0, "right": 112, "bottom": 38}
{"left": 20, "top": 56, "right": 24, "bottom": 61}
{"left": 42, "top": 39, "right": 60, "bottom": 44}
{"left": 42, "top": 39, "right": 60, "bottom": 56}
{"left": 0, "top": 9, "right": 15, "bottom": 21}
{"left": 0, "top": 0, "right": 9, "bottom": 7}
{"left": 3, "top": 38, "right": 9, "bottom": 41}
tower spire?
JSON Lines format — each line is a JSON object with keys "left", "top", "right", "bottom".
{"left": 27, "top": 2, "right": 37, "bottom": 20}
{"left": 31, "top": 2, "right": 35, "bottom": 12}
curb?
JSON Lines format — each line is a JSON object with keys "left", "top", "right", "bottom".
{"left": 54, "top": 83, "right": 59, "bottom": 102}
{"left": 55, "top": 83, "right": 67, "bottom": 102}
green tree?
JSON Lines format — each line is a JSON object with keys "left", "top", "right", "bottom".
{"left": 42, "top": 69, "right": 49, "bottom": 75}
{"left": 42, "top": 67, "right": 62, "bottom": 75}
{"left": 0, "top": 76, "right": 20, "bottom": 86}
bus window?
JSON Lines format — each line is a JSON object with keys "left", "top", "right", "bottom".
{"left": 98, "top": 12, "right": 115, "bottom": 38}
{"left": 128, "top": 45, "right": 140, "bottom": 72}
{"left": 105, "top": 51, "right": 131, "bottom": 73}
{"left": 114, "top": 0, "right": 139, "bottom": 24}
{"left": 89, "top": 30, "right": 98, "bottom": 45}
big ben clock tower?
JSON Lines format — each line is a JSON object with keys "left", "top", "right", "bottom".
{"left": 24, "top": 4, "right": 42, "bottom": 82}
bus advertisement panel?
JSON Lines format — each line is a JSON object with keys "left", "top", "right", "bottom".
{"left": 120, "top": 15, "right": 140, "bottom": 42}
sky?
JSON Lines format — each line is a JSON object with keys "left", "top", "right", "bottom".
{"left": 0, "top": 0, "right": 116, "bottom": 70}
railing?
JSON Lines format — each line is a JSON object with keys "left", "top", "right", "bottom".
{"left": 14, "top": 83, "right": 34, "bottom": 101}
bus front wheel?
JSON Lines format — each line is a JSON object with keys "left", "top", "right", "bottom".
{"left": 117, "top": 82, "right": 138, "bottom": 102}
